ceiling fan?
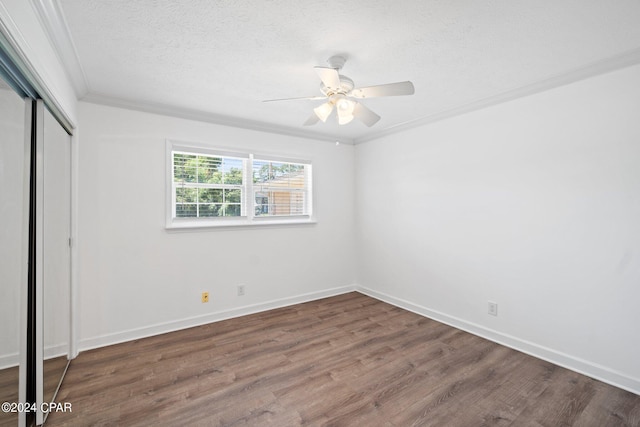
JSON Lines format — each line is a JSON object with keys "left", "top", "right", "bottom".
{"left": 263, "top": 56, "right": 415, "bottom": 127}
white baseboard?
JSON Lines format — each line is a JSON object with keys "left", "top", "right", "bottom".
{"left": 78, "top": 285, "right": 357, "bottom": 353}
{"left": 356, "top": 286, "right": 640, "bottom": 396}
{"left": 2, "top": 347, "right": 76, "bottom": 370}
{"left": 0, "top": 352, "right": 19, "bottom": 370}
{"left": 44, "top": 343, "right": 69, "bottom": 360}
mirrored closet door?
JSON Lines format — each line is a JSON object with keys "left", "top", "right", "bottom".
{"left": 0, "top": 64, "right": 29, "bottom": 427}
{"left": 36, "top": 101, "right": 71, "bottom": 426}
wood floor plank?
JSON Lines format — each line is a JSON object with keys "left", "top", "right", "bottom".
{"left": 46, "top": 292, "right": 640, "bottom": 426}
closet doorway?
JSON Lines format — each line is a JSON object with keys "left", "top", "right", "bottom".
{"left": 0, "top": 49, "right": 73, "bottom": 426}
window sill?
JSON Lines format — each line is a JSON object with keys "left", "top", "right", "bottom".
{"left": 165, "top": 216, "right": 317, "bottom": 231}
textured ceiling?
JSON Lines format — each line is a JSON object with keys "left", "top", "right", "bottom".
{"left": 47, "top": 0, "right": 640, "bottom": 143}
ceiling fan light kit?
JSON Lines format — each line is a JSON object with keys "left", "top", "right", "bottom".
{"left": 264, "top": 55, "right": 415, "bottom": 127}
{"left": 313, "top": 102, "right": 334, "bottom": 122}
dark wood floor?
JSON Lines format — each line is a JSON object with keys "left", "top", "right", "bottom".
{"left": 46, "top": 292, "right": 640, "bottom": 426}
{"left": 0, "top": 366, "right": 18, "bottom": 427}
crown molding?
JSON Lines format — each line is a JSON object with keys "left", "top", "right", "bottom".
{"left": 30, "top": 0, "right": 88, "bottom": 97}
{"left": 81, "top": 92, "right": 351, "bottom": 144}
{"left": 354, "top": 47, "right": 640, "bottom": 144}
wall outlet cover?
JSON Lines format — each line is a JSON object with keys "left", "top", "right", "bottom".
{"left": 488, "top": 301, "right": 498, "bottom": 316}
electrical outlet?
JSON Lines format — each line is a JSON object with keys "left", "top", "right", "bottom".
{"left": 201, "top": 292, "right": 209, "bottom": 303}
{"left": 488, "top": 301, "right": 498, "bottom": 316}
{"left": 237, "top": 284, "right": 245, "bottom": 296}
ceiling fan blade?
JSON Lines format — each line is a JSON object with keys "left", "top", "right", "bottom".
{"left": 353, "top": 102, "right": 381, "bottom": 127}
{"left": 303, "top": 113, "right": 320, "bottom": 126}
{"left": 350, "top": 81, "right": 415, "bottom": 98}
{"left": 263, "top": 95, "right": 326, "bottom": 102}
{"left": 314, "top": 66, "right": 341, "bottom": 90}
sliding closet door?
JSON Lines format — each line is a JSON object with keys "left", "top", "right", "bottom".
{"left": 35, "top": 101, "right": 71, "bottom": 426}
{"left": 0, "top": 75, "right": 29, "bottom": 427}
{"left": 2, "top": 27, "right": 74, "bottom": 426}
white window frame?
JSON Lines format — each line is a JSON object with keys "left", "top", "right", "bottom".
{"left": 166, "top": 140, "right": 314, "bottom": 229}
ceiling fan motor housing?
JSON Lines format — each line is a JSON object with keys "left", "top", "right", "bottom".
{"left": 321, "top": 75, "right": 354, "bottom": 97}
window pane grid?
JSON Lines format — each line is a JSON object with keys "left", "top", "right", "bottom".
{"left": 174, "top": 187, "right": 243, "bottom": 218}
{"left": 173, "top": 152, "right": 243, "bottom": 186}
{"left": 254, "top": 189, "right": 306, "bottom": 217}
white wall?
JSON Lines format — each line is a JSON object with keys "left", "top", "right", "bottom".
{"left": 355, "top": 64, "right": 640, "bottom": 394}
{"left": 76, "top": 102, "right": 356, "bottom": 350}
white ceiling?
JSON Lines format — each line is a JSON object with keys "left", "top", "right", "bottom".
{"left": 39, "top": 0, "right": 640, "bottom": 143}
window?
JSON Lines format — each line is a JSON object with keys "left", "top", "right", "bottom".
{"left": 167, "top": 141, "right": 312, "bottom": 228}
